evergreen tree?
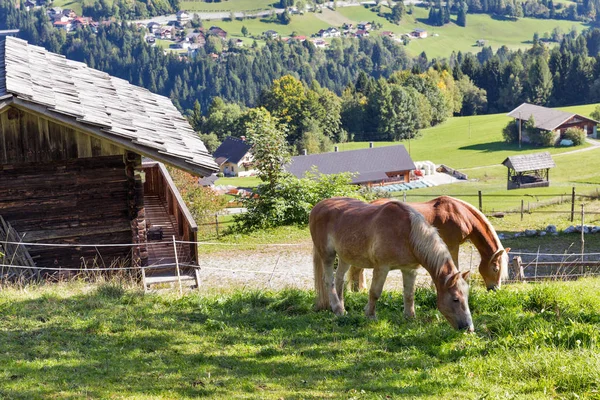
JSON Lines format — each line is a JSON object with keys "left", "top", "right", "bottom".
{"left": 390, "top": 2, "right": 405, "bottom": 24}
{"left": 527, "top": 56, "right": 553, "bottom": 104}
{"left": 457, "top": 2, "right": 468, "bottom": 26}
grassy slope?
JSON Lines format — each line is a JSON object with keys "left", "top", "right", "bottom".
{"left": 336, "top": 6, "right": 587, "bottom": 58}
{"left": 203, "top": 13, "right": 329, "bottom": 41}
{"left": 336, "top": 103, "right": 600, "bottom": 169}
{"left": 180, "top": 0, "right": 276, "bottom": 12}
{"left": 1, "top": 279, "right": 599, "bottom": 399}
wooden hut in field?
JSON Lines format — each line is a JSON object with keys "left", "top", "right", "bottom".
{"left": 0, "top": 37, "right": 218, "bottom": 283}
{"left": 502, "top": 152, "right": 555, "bottom": 190}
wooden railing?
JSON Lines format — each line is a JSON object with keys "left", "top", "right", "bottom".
{"left": 141, "top": 161, "right": 198, "bottom": 264}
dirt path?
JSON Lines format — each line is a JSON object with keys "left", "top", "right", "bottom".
{"left": 197, "top": 240, "right": 483, "bottom": 292}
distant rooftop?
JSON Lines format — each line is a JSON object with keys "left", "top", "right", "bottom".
{"left": 502, "top": 152, "right": 556, "bottom": 172}
{"left": 286, "top": 145, "right": 415, "bottom": 184}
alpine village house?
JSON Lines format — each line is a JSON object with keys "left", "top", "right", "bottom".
{"left": 0, "top": 37, "right": 218, "bottom": 280}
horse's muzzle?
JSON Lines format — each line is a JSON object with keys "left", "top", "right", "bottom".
{"left": 487, "top": 285, "right": 499, "bottom": 291}
{"left": 460, "top": 323, "right": 475, "bottom": 333}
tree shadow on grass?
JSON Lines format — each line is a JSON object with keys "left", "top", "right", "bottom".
{"left": 0, "top": 286, "right": 482, "bottom": 398}
{"left": 459, "top": 141, "right": 543, "bottom": 153}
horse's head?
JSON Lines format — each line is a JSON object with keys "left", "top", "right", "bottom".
{"left": 437, "top": 269, "right": 473, "bottom": 332}
{"left": 479, "top": 248, "right": 510, "bottom": 291}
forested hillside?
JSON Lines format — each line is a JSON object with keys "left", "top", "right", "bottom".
{"left": 3, "top": 0, "right": 600, "bottom": 151}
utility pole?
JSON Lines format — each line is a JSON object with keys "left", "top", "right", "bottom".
{"left": 518, "top": 112, "right": 522, "bottom": 149}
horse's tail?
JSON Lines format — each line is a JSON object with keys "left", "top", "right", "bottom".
{"left": 313, "top": 247, "right": 330, "bottom": 310}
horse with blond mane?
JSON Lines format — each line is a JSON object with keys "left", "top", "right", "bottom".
{"left": 349, "top": 196, "right": 510, "bottom": 292}
{"left": 310, "top": 197, "right": 474, "bottom": 331}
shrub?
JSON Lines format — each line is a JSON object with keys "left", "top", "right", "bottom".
{"left": 232, "top": 170, "right": 366, "bottom": 232}
{"left": 561, "top": 127, "right": 585, "bottom": 146}
{"left": 168, "top": 168, "right": 227, "bottom": 227}
{"left": 529, "top": 129, "right": 555, "bottom": 147}
{"left": 590, "top": 105, "right": 600, "bottom": 121}
{"left": 502, "top": 120, "right": 519, "bottom": 143}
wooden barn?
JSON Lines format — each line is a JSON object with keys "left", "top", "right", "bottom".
{"left": 508, "top": 103, "right": 599, "bottom": 142}
{"left": 0, "top": 37, "right": 218, "bottom": 281}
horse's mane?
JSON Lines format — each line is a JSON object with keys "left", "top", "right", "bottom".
{"left": 407, "top": 206, "right": 453, "bottom": 276}
{"left": 447, "top": 197, "right": 508, "bottom": 279}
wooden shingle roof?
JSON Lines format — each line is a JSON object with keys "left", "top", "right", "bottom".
{"left": 286, "top": 145, "right": 415, "bottom": 184}
{"left": 502, "top": 152, "right": 556, "bottom": 172}
{"left": 0, "top": 37, "right": 218, "bottom": 176}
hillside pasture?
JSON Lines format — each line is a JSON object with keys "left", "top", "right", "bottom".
{"left": 180, "top": 0, "right": 277, "bottom": 12}
{"left": 1, "top": 280, "right": 599, "bottom": 398}
{"left": 203, "top": 13, "right": 329, "bottom": 42}
{"left": 336, "top": 103, "right": 600, "bottom": 170}
{"left": 335, "top": 6, "right": 587, "bottom": 58}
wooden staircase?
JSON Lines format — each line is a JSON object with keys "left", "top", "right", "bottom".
{"left": 141, "top": 162, "right": 200, "bottom": 292}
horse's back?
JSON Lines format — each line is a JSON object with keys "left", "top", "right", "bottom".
{"left": 310, "top": 197, "right": 417, "bottom": 267}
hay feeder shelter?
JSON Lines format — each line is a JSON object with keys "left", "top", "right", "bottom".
{"left": 502, "top": 152, "right": 556, "bottom": 190}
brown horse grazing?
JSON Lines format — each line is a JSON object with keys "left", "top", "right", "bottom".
{"left": 310, "top": 197, "right": 474, "bottom": 331}
{"left": 349, "top": 196, "right": 510, "bottom": 292}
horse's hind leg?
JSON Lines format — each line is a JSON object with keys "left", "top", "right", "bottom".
{"left": 349, "top": 266, "right": 367, "bottom": 292}
{"left": 365, "top": 266, "right": 389, "bottom": 319}
{"left": 335, "top": 258, "right": 351, "bottom": 311}
{"left": 322, "top": 252, "right": 345, "bottom": 316}
{"left": 401, "top": 268, "right": 418, "bottom": 318}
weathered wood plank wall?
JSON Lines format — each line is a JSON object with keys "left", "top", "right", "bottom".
{"left": 0, "top": 156, "right": 132, "bottom": 269}
{"left": 0, "top": 107, "right": 123, "bottom": 164}
{"left": 0, "top": 107, "right": 134, "bottom": 270}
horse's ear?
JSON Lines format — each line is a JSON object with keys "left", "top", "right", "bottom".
{"left": 505, "top": 247, "right": 511, "bottom": 253}
{"left": 446, "top": 272, "right": 461, "bottom": 288}
{"left": 461, "top": 271, "right": 470, "bottom": 281}
{"left": 491, "top": 249, "right": 504, "bottom": 262}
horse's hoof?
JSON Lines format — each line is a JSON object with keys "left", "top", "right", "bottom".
{"left": 365, "top": 313, "right": 377, "bottom": 320}
{"left": 333, "top": 306, "right": 346, "bottom": 316}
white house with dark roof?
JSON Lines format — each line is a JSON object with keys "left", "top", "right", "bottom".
{"left": 286, "top": 145, "right": 416, "bottom": 186}
{"left": 213, "top": 137, "right": 255, "bottom": 177}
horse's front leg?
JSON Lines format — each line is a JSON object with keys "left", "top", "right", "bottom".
{"left": 401, "top": 268, "right": 418, "bottom": 318}
{"left": 335, "top": 258, "right": 351, "bottom": 312}
{"left": 323, "top": 253, "right": 345, "bottom": 316}
{"left": 365, "top": 266, "right": 389, "bottom": 319}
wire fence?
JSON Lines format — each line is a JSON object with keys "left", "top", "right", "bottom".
{"left": 3, "top": 237, "right": 600, "bottom": 290}
{"left": 197, "top": 186, "right": 600, "bottom": 239}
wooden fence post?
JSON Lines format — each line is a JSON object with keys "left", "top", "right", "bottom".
{"left": 520, "top": 200, "right": 524, "bottom": 221}
{"left": 511, "top": 256, "right": 524, "bottom": 282}
{"left": 215, "top": 213, "right": 220, "bottom": 238}
{"left": 478, "top": 190, "right": 482, "bottom": 212}
{"left": 571, "top": 187, "right": 576, "bottom": 222}
{"left": 173, "top": 235, "right": 183, "bottom": 296}
{"left": 581, "top": 203, "right": 585, "bottom": 266}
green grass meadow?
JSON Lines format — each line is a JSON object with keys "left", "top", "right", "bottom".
{"left": 1, "top": 279, "right": 600, "bottom": 398}
{"left": 336, "top": 5, "right": 588, "bottom": 58}
{"left": 180, "top": 0, "right": 276, "bottom": 12}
